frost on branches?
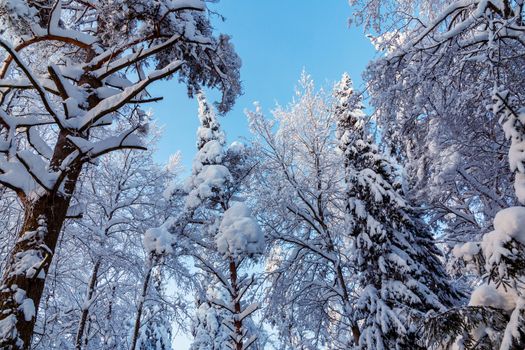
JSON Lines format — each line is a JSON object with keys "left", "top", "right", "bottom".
{"left": 151, "top": 93, "right": 263, "bottom": 350}
{"left": 248, "top": 73, "right": 361, "bottom": 348}
{"left": 334, "top": 73, "right": 461, "bottom": 350}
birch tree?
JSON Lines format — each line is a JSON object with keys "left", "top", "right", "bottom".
{"left": 247, "top": 73, "right": 359, "bottom": 348}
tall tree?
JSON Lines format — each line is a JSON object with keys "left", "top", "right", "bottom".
{"left": 334, "top": 72, "right": 461, "bottom": 349}
{"left": 247, "top": 73, "right": 359, "bottom": 348}
{"left": 148, "top": 93, "right": 263, "bottom": 350}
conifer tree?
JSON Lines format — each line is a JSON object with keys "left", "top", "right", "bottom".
{"left": 334, "top": 73, "right": 461, "bottom": 349}
{"left": 150, "top": 93, "right": 263, "bottom": 350}
{"left": 186, "top": 94, "right": 262, "bottom": 350}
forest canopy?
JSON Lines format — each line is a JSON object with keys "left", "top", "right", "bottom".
{"left": 0, "top": 1, "right": 523, "bottom": 349}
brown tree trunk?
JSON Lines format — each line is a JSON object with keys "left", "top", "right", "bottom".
{"left": 0, "top": 130, "right": 82, "bottom": 349}
{"left": 228, "top": 258, "right": 243, "bottom": 350}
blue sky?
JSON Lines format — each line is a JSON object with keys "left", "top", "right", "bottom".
{"left": 149, "top": 0, "right": 377, "bottom": 172}
{"left": 151, "top": 2, "right": 377, "bottom": 346}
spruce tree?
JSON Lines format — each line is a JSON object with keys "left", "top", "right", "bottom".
{"left": 334, "top": 73, "right": 461, "bottom": 349}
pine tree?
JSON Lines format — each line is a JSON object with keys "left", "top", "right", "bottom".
{"left": 158, "top": 93, "right": 263, "bottom": 350}
{"left": 334, "top": 73, "right": 461, "bottom": 349}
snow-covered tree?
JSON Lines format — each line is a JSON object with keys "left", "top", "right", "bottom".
{"left": 190, "top": 282, "right": 231, "bottom": 350}
{"left": 147, "top": 93, "right": 263, "bottom": 350}
{"left": 350, "top": 1, "right": 525, "bottom": 348}
{"left": 356, "top": 0, "right": 525, "bottom": 247}
{"left": 448, "top": 90, "right": 525, "bottom": 350}
{"left": 185, "top": 94, "right": 262, "bottom": 350}
{"left": 247, "top": 73, "right": 359, "bottom": 348}
{"left": 29, "top": 134, "right": 181, "bottom": 350}
{"left": 334, "top": 72, "right": 461, "bottom": 350}
{"left": 0, "top": 1, "right": 240, "bottom": 347}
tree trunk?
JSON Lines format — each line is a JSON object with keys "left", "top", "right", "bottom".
{"left": 0, "top": 130, "right": 82, "bottom": 349}
{"left": 103, "top": 284, "right": 117, "bottom": 349}
{"left": 228, "top": 258, "right": 243, "bottom": 350}
{"left": 336, "top": 253, "right": 361, "bottom": 345}
{"left": 129, "top": 257, "right": 154, "bottom": 350}
{"left": 75, "top": 259, "right": 101, "bottom": 350}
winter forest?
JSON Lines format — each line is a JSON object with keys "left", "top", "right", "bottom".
{"left": 0, "top": 0, "right": 525, "bottom": 349}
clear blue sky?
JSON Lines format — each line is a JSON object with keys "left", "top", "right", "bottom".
{"left": 149, "top": 0, "right": 377, "bottom": 171}
{"left": 150, "top": 1, "right": 377, "bottom": 347}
